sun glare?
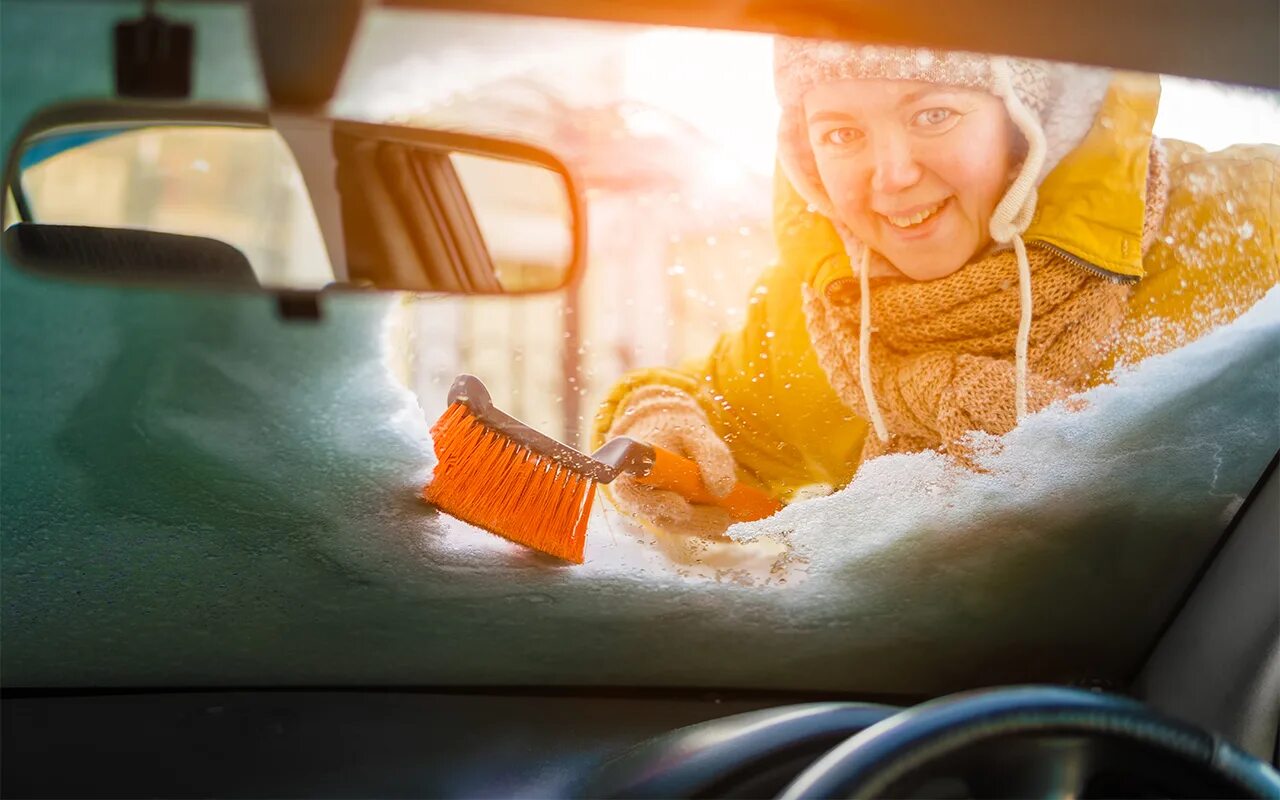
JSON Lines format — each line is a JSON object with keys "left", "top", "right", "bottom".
{"left": 622, "top": 30, "right": 780, "bottom": 176}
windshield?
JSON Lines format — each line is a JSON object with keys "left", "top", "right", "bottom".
{"left": 1, "top": 2, "right": 1277, "bottom": 694}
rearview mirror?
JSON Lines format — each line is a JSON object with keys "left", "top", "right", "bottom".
{"left": 2, "top": 101, "right": 585, "bottom": 295}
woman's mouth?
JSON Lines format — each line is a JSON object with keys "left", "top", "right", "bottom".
{"left": 881, "top": 199, "right": 948, "bottom": 230}
{"left": 880, "top": 198, "right": 952, "bottom": 236}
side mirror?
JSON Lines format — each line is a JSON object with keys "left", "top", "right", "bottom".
{"left": 2, "top": 101, "right": 585, "bottom": 295}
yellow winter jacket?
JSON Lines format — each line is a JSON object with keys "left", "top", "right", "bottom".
{"left": 591, "top": 75, "right": 1280, "bottom": 502}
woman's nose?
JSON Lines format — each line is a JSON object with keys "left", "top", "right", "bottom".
{"left": 869, "top": 134, "right": 922, "bottom": 194}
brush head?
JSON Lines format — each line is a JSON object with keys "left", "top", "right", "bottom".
{"left": 423, "top": 375, "right": 656, "bottom": 564}
{"left": 425, "top": 401, "right": 595, "bottom": 563}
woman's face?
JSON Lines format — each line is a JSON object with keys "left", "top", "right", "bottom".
{"left": 804, "top": 79, "right": 1017, "bottom": 281}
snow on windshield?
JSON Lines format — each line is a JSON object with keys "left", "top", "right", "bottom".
{"left": 724, "top": 285, "right": 1280, "bottom": 615}
{"left": 412, "top": 287, "right": 1279, "bottom": 586}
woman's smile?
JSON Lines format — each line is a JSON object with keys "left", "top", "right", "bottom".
{"left": 879, "top": 197, "right": 951, "bottom": 239}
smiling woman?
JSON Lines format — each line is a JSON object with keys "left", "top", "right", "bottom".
{"left": 583, "top": 35, "right": 1277, "bottom": 545}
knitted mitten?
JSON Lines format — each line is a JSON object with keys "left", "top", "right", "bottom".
{"left": 604, "top": 385, "right": 737, "bottom": 537}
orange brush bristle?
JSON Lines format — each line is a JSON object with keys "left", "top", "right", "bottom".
{"left": 425, "top": 401, "right": 596, "bottom": 563}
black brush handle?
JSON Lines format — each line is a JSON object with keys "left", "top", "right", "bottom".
{"left": 445, "top": 374, "right": 653, "bottom": 483}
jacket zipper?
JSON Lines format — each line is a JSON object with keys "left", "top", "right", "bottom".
{"left": 1027, "top": 240, "right": 1140, "bottom": 285}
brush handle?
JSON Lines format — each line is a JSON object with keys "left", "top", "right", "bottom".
{"left": 636, "top": 446, "right": 782, "bottom": 522}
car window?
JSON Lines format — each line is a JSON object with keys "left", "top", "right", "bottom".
{"left": 2, "top": 1, "right": 1277, "bottom": 693}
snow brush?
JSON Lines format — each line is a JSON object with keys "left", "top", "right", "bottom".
{"left": 423, "top": 374, "right": 782, "bottom": 563}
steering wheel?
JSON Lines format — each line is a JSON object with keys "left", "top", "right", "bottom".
{"left": 580, "top": 702, "right": 899, "bottom": 798}
{"left": 778, "top": 686, "right": 1280, "bottom": 799}
{"left": 583, "top": 687, "right": 1280, "bottom": 799}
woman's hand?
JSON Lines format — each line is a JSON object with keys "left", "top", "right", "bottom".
{"left": 604, "top": 385, "right": 738, "bottom": 537}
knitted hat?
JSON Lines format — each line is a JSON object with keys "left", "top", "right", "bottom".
{"left": 773, "top": 39, "right": 1112, "bottom": 442}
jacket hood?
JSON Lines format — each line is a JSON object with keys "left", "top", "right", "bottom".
{"left": 775, "top": 73, "right": 1162, "bottom": 289}
{"left": 1024, "top": 73, "right": 1161, "bottom": 280}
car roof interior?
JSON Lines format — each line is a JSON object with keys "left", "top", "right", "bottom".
{"left": 238, "top": 0, "right": 1280, "bottom": 114}
{"left": 404, "top": 0, "right": 1280, "bottom": 88}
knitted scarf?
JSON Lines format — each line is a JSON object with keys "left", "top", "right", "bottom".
{"left": 802, "top": 247, "right": 1132, "bottom": 460}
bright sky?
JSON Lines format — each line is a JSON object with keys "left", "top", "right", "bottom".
{"left": 622, "top": 30, "right": 780, "bottom": 176}
{"left": 1155, "top": 78, "right": 1280, "bottom": 151}
{"left": 621, "top": 29, "right": 1280, "bottom": 174}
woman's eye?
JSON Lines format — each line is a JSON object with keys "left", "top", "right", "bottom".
{"left": 821, "top": 127, "right": 862, "bottom": 146}
{"left": 914, "top": 108, "right": 955, "bottom": 127}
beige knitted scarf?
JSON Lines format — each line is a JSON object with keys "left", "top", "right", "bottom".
{"left": 802, "top": 247, "right": 1132, "bottom": 461}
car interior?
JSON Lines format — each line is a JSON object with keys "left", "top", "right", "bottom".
{"left": 1, "top": 0, "right": 1277, "bottom": 797}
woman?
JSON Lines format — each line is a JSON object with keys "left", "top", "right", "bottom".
{"left": 592, "top": 39, "right": 1279, "bottom": 535}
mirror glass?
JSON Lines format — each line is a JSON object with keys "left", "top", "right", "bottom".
{"left": 3, "top": 113, "right": 581, "bottom": 295}
{"left": 14, "top": 124, "right": 333, "bottom": 289}
{"left": 451, "top": 153, "right": 574, "bottom": 294}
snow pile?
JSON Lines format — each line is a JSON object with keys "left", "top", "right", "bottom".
{"left": 728, "top": 286, "right": 1280, "bottom": 561}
